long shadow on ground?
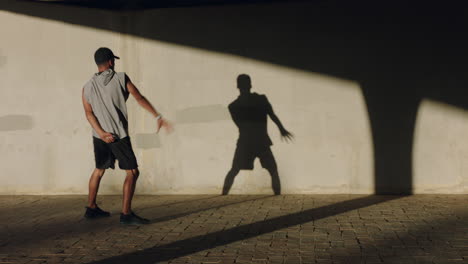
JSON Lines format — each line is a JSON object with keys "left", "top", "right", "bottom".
{"left": 0, "top": 195, "right": 270, "bottom": 251}
{"left": 86, "top": 195, "right": 403, "bottom": 264}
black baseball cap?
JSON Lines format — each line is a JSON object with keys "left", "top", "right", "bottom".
{"left": 94, "top": 47, "right": 120, "bottom": 64}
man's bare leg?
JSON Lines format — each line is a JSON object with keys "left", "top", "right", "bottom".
{"left": 122, "top": 168, "right": 139, "bottom": 214}
{"left": 88, "top": 168, "right": 106, "bottom": 208}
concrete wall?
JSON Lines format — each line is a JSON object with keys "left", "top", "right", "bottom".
{"left": 1, "top": 1, "right": 468, "bottom": 194}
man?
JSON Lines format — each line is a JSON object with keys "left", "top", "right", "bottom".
{"left": 82, "top": 47, "right": 171, "bottom": 225}
{"left": 222, "top": 74, "right": 293, "bottom": 195}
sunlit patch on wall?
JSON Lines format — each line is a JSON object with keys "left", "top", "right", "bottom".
{"left": 413, "top": 99, "right": 468, "bottom": 193}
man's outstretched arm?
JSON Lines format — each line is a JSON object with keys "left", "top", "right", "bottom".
{"left": 82, "top": 88, "right": 115, "bottom": 143}
{"left": 126, "top": 75, "right": 172, "bottom": 133}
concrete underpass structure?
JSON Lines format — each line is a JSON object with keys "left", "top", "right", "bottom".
{"left": 1, "top": 1, "right": 468, "bottom": 194}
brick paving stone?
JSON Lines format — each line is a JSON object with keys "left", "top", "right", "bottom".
{"left": 1, "top": 195, "right": 468, "bottom": 263}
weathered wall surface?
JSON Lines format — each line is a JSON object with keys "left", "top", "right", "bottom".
{"left": 1, "top": 2, "right": 468, "bottom": 194}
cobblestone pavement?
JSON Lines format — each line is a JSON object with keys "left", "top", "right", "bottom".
{"left": 1, "top": 195, "right": 468, "bottom": 264}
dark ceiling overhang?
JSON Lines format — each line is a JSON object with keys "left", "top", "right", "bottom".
{"left": 29, "top": 0, "right": 298, "bottom": 10}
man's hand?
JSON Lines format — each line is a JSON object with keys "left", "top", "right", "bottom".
{"left": 280, "top": 128, "right": 294, "bottom": 143}
{"left": 99, "top": 132, "right": 115, "bottom": 143}
{"left": 156, "top": 118, "right": 174, "bottom": 134}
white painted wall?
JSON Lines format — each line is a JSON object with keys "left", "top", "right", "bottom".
{"left": 1, "top": 4, "right": 467, "bottom": 194}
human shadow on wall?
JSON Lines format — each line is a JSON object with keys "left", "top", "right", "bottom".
{"left": 222, "top": 74, "right": 293, "bottom": 195}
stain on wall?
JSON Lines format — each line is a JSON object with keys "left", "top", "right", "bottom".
{"left": 176, "top": 105, "right": 230, "bottom": 124}
{"left": 0, "top": 49, "right": 6, "bottom": 67}
{"left": 0, "top": 115, "right": 34, "bottom": 131}
{"left": 0, "top": 56, "right": 6, "bottom": 67}
{"left": 135, "top": 133, "right": 161, "bottom": 149}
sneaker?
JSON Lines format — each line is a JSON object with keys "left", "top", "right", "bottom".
{"left": 84, "top": 205, "right": 111, "bottom": 219}
{"left": 120, "top": 211, "right": 150, "bottom": 225}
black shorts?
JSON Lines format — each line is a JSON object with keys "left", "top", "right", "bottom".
{"left": 93, "top": 136, "right": 138, "bottom": 170}
{"left": 232, "top": 145, "right": 277, "bottom": 170}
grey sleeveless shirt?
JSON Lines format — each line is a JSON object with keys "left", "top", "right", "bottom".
{"left": 83, "top": 69, "right": 129, "bottom": 139}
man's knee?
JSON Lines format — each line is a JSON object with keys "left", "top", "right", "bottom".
{"left": 94, "top": 168, "right": 106, "bottom": 177}
{"left": 126, "top": 168, "right": 139, "bottom": 179}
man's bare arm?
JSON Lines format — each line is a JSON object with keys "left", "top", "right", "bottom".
{"left": 126, "top": 76, "right": 172, "bottom": 133}
{"left": 82, "top": 88, "right": 115, "bottom": 143}
{"left": 126, "top": 79, "right": 161, "bottom": 118}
